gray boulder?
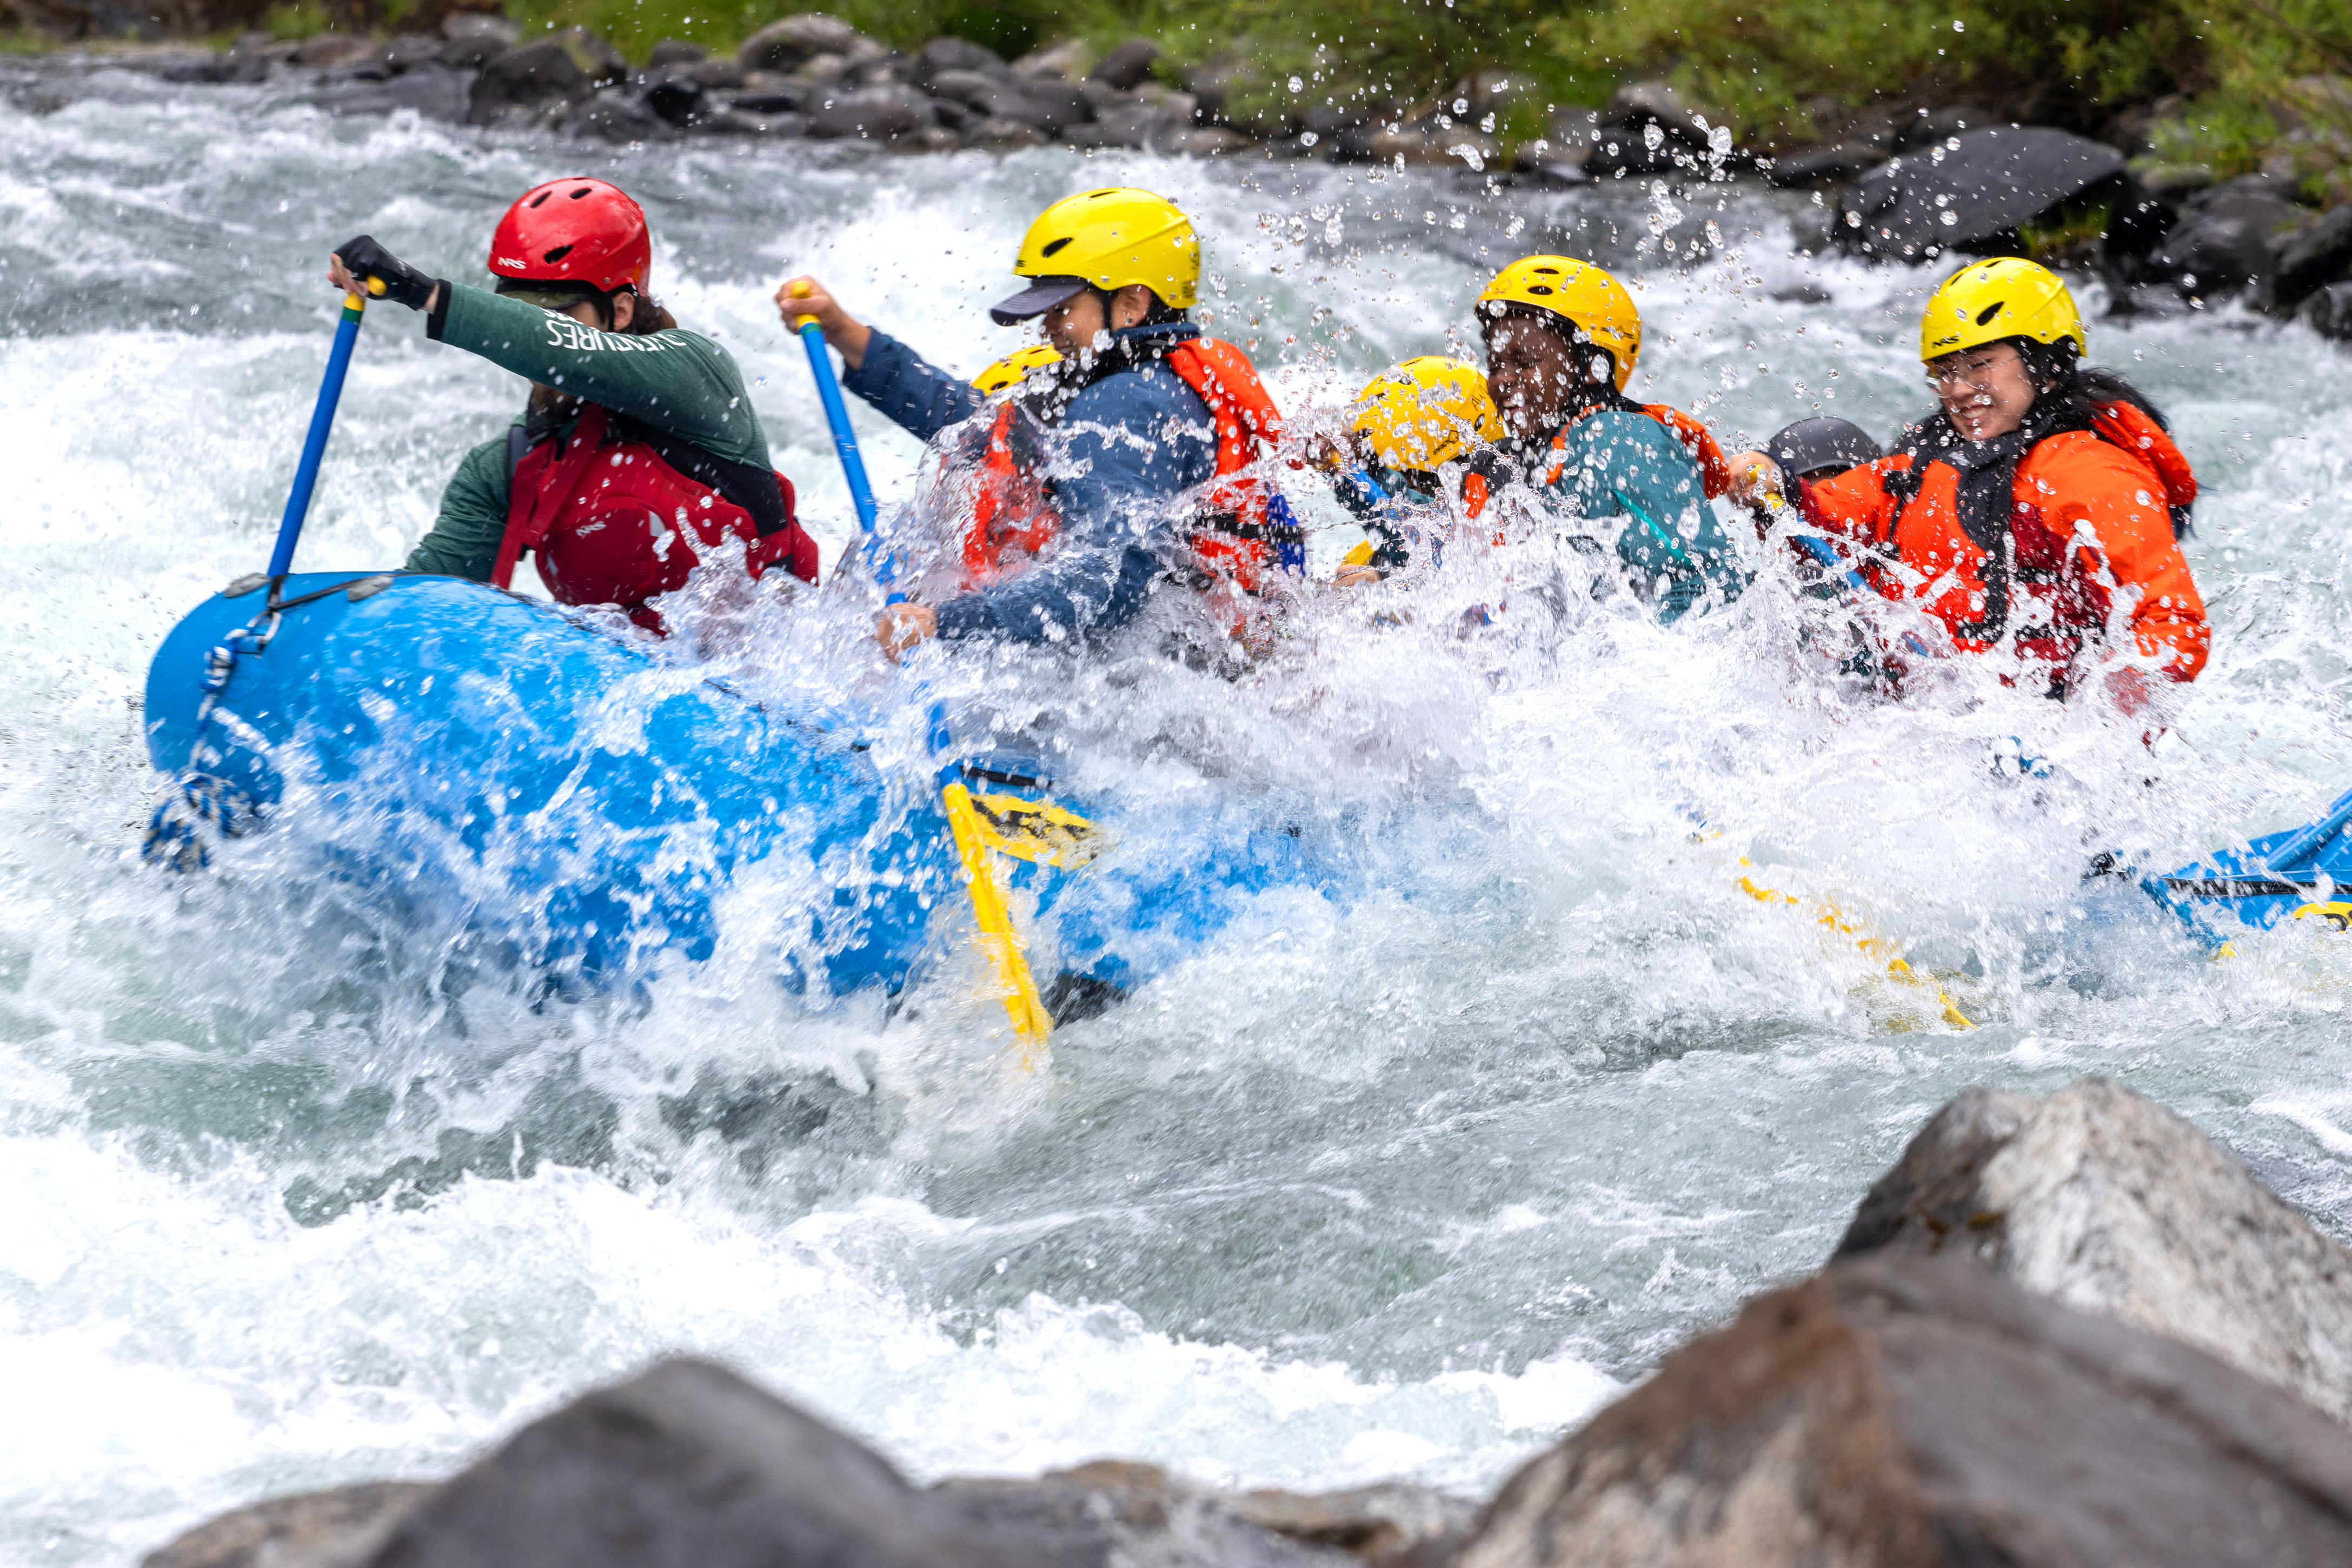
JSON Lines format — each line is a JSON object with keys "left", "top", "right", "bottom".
{"left": 912, "top": 34, "right": 1006, "bottom": 87}
{"left": 436, "top": 14, "right": 517, "bottom": 69}
{"left": 293, "top": 34, "right": 373, "bottom": 67}
{"left": 1452, "top": 1254, "right": 2352, "bottom": 1568}
{"left": 1089, "top": 104, "right": 1178, "bottom": 150}
{"left": 1767, "top": 142, "right": 1883, "bottom": 189}
{"left": 2144, "top": 176, "right": 2300, "bottom": 294}
{"left": 322, "top": 63, "right": 473, "bottom": 121}
{"left": 1841, "top": 125, "right": 2127, "bottom": 257}
{"left": 468, "top": 31, "right": 624, "bottom": 125}
{"left": 373, "top": 34, "right": 440, "bottom": 73}
{"left": 1835, "top": 1075, "right": 2352, "bottom": 1424}
{"left": 2267, "top": 204, "right": 2352, "bottom": 312}
{"left": 964, "top": 115, "right": 1048, "bottom": 149}
{"left": 805, "top": 85, "right": 935, "bottom": 141}
{"left": 925, "top": 68, "right": 1000, "bottom": 108}
{"left": 562, "top": 88, "right": 685, "bottom": 143}
{"left": 2303, "top": 281, "right": 2352, "bottom": 341}
{"left": 143, "top": 1480, "right": 433, "bottom": 1568}
{"left": 738, "top": 13, "right": 873, "bottom": 74}
{"left": 686, "top": 56, "right": 747, "bottom": 89}
{"left": 1090, "top": 37, "right": 1160, "bottom": 91}
{"left": 647, "top": 39, "right": 706, "bottom": 66}
{"left": 971, "top": 79, "right": 1089, "bottom": 135}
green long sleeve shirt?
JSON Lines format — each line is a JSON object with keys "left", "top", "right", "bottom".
{"left": 404, "top": 284, "right": 773, "bottom": 581}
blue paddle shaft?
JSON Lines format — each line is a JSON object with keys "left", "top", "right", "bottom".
{"left": 267, "top": 294, "right": 365, "bottom": 577}
{"left": 797, "top": 320, "right": 880, "bottom": 533}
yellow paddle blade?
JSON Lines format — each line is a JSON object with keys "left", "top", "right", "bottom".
{"left": 942, "top": 782, "right": 1053, "bottom": 1062}
{"left": 965, "top": 792, "right": 1107, "bottom": 869}
{"left": 1739, "top": 859, "right": 1972, "bottom": 1029}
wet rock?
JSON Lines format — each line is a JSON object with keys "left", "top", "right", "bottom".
{"left": 1835, "top": 1075, "right": 2352, "bottom": 1423}
{"left": 925, "top": 67, "right": 1000, "bottom": 109}
{"left": 685, "top": 56, "right": 746, "bottom": 90}
{"left": 1840, "top": 125, "right": 2126, "bottom": 258}
{"left": 1088, "top": 104, "right": 1179, "bottom": 150}
{"left": 894, "top": 127, "right": 964, "bottom": 153}
{"left": 322, "top": 62, "right": 472, "bottom": 121}
{"left": 912, "top": 34, "right": 1007, "bottom": 88}
{"left": 965, "top": 115, "right": 1048, "bottom": 149}
{"left": 1164, "top": 125, "right": 1253, "bottom": 157}
{"left": 1767, "top": 142, "right": 1883, "bottom": 189}
{"left": 647, "top": 39, "right": 706, "bottom": 67}
{"left": 976, "top": 77, "right": 1089, "bottom": 135}
{"left": 2135, "top": 160, "right": 2220, "bottom": 200}
{"left": 293, "top": 34, "right": 372, "bottom": 68}
{"left": 1090, "top": 37, "right": 1160, "bottom": 92}
{"left": 2144, "top": 176, "right": 2301, "bottom": 295}
{"left": 436, "top": 12, "right": 517, "bottom": 69}
{"left": 362, "top": 1358, "right": 1036, "bottom": 1568}
{"left": 805, "top": 85, "right": 934, "bottom": 141}
{"left": 739, "top": 14, "right": 875, "bottom": 75}
{"left": 1602, "top": 78, "right": 1713, "bottom": 145}
{"left": 468, "top": 31, "right": 622, "bottom": 126}
{"left": 1014, "top": 37, "right": 1096, "bottom": 82}
{"left": 695, "top": 108, "right": 805, "bottom": 137}
{"left": 143, "top": 1480, "right": 433, "bottom": 1568}
{"left": 639, "top": 72, "right": 710, "bottom": 129}
{"left": 1452, "top": 1253, "right": 2352, "bottom": 1568}
{"left": 2303, "top": 281, "right": 2352, "bottom": 341}
{"left": 729, "top": 85, "right": 806, "bottom": 115}
{"left": 2267, "top": 204, "right": 2352, "bottom": 312}
{"left": 373, "top": 34, "right": 441, "bottom": 74}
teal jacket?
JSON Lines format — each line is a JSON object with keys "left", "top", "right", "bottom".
{"left": 404, "top": 285, "right": 773, "bottom": 580}
{"left": 1527, "top": 409, "right": 1747, "bottom": 623}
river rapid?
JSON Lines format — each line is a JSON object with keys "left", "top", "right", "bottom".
{"left": 7, "top": 59, "right": 2352, "bottom": 1564}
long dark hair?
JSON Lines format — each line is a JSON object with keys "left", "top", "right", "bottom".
{"left": 2014, "top": 338, "right": 2190, "bottom": 538}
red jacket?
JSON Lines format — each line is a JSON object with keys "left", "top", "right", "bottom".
{"left": 1800, "top": 402, "right": 2208, "bottom": 685}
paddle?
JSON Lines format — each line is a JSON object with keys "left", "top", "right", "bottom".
{"left": 268, "top": 283, "right": 374, "bottom": 580}
{"left": 785, "top": 283, "right": 1059, "bottom": 1054}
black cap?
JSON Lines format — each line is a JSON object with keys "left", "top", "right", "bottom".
{"left": 1766, "top": 417, "right": 1882, "bottom": 480}
{"left": 989, "top": 275, "right": 1091, "bottom": 326}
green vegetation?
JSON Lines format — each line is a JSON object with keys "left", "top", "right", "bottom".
{"left": 2, "top": 0, "right": 2342, "bottom": 202}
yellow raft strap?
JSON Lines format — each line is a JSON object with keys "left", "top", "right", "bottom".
{"left": 942, "top": 781, "right": 1054, "bottom": 1061}
{"left": 1739, "top": 860, "right": 1974, "bottom": 1029}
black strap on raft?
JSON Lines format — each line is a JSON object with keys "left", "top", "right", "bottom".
{"left": 506, "top": 409, "right": 793, "bottom": 538}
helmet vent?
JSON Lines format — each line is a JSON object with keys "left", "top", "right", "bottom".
{"left": 543, "top": 244, "right": 575, "bottom": 264}
{"left": 1534, "top": 266, "right": 1560, "bottom": 275}
{"left": 1976, "top": 302, "right": 2004, "bottom": 325}
{"left": 528, "top": 191, "right": 552, "bottom": 209}
{"left": 1041, "top": 237, "right": 1073, "bottom": 257}
{"left": 1526, "top": 284, "right": 1553, "bottom": 295}
{"left": 569, "top": 186, "right": 594, "bottom": 199}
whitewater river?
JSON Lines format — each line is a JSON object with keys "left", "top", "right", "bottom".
{"left": 8, "top": 59, "right": 2352, "bottom": 1563}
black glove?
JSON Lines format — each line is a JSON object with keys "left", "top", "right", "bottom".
{"left": 334, "top": 235, "right": 435, "bottom": 311}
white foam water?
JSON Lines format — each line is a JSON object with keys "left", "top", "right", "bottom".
{"left": 6, "top": 64, "right": 2352, "bottom": 1564}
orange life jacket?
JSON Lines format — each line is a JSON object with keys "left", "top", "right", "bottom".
{"left": 494, "top": 403, "right": 818, "bottom": 633}
{"left": 961, "top": 335, "right": 1293, "bottom": 594}
{"left": 1800, "top": 401, "right": 2208, "bottom": 685}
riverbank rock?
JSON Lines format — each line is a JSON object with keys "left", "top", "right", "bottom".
{"left": 1834, "top": 1075, "right": 2352, "bottom": 1423}
{"left": 2143, "top": 174, "right": 2302, "bottom": 295}
{"left": 2265, "top": 204, "right": 2352, "bottom": 313}
{"left": 1841, "top": 125, "right": 2129, "bottom": 257}
{"left": 143, "top": 1480, "right": 434, "bottom": 1568}
{"left": 738, "top": 12, "right": 876, "bottom": 74}
{"left": 467, "top": 29, "right": 622, "bottom": 126}
{"left": 1452, "top": 1253, "right": 2352, "bottom": 1568}
{"left": 323, "top": 1357, "right": 1464, "bottom": 1568}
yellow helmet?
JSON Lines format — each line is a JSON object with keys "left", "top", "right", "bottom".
{"left": 1919, "top": 257, "right": 2086, "bottom": 362}
{"left": 991, "top": 187, "right": 1200, "bottom": 323}
{"left": 972, "top": 343, "right": 1063, "bottom": 395}
{"left": 1350, "top": 356, "right": 1505, "bottom": 473}
{"left": 1476, "top": 255, "right": 1642, "bottom": 389}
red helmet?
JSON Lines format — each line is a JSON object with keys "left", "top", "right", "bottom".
{"left": 488, "top": 177, "right": 652, "bottom": 296}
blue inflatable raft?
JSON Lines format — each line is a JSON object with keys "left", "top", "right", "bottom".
{"left": 141, "top": 571, "right": 1326, "bottom": 1022}
{"left": 2142, "top": 783, "right": 2352, "bottom": 946}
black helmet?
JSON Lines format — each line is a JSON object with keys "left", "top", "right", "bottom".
{"left": 1766, "top": 417, "right": 1882, "bottom": 481}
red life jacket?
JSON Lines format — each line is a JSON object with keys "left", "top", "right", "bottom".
{"left": 961, "top": 335, "right": 1292, "bottom": 594}
{"left": 493, "top": 403, "right": 818, "bottom": 632}
{"left": 964, "top": 400, "right": 1057, "bottom": 587}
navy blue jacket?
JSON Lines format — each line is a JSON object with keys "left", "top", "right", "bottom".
{"left": 842, "top": 321, "right": 1219, "bottom": 645}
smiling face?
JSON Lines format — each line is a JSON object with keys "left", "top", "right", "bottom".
{"left": 1483, "top": 313, "right": 1600, "bottom": 441}
{"left": 1928, "top": 340, "right": 2037, "bottom": 442}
